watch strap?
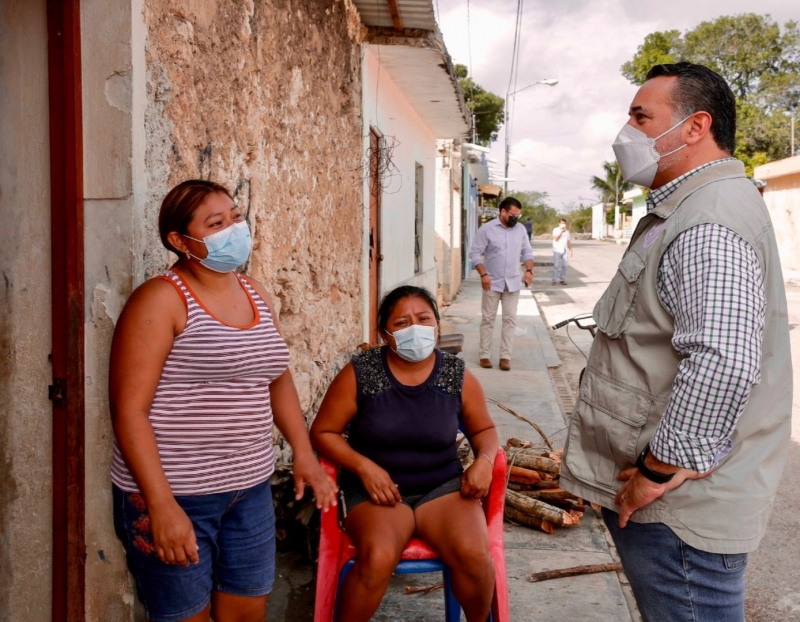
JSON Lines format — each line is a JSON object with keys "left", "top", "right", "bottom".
{"left": 636, "top": 444, "right": 675, "bottom": 484}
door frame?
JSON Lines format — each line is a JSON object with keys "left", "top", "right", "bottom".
{"left": 47, "top": 0, "right": 86, "bottom": 619}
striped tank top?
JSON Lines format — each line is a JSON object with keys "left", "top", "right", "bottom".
{"left": 110, "top": 270, "right": 290, "bottom": 495}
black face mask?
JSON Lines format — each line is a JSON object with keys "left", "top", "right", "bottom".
{"left": 506, "top": 215, "right": 520, "bottom": 228}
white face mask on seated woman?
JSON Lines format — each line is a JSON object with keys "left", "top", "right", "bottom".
{"left": 389, "top": 324, "right": 437, "bottom": 362}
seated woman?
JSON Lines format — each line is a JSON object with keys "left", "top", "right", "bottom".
{"left": 310, "top": 286, "right": 499, "bottom": 622}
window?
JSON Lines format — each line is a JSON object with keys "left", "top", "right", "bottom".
{"left": 414, "top": 163, "right": 423, "bottom": 274}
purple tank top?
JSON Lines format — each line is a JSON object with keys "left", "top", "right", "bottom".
{"left": 346, "top": 347, "right": 465, "bottom": 495}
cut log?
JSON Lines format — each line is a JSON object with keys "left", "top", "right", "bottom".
{"left": 513, "top": 488, "right": 579, "bottom": 502}
{"left": 505, "top": 491, "right": 578, "bottom": 527}
{"left": 507, "top": 437, "right": 532, "bottom": 449}
{"left": 504, "top": 448, "right": 561, "bottom": 475}
{"left": 529, "top": 562, "right": 623, "bottom": 583}
{"left": 505, "top": 506, "right": 555, "bottom": 534}
{"left": 508, "top": 466, "right": 542, "bottom": 485}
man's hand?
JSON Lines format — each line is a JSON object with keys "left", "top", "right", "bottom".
{"left": 614, "top": 466, "right": 711, "bottom": 528}
{"left": 522, "top": 271, "right": 533, "bottom": 287}
{"left": 480, "top": 274, "right": 491, "bottom": 292}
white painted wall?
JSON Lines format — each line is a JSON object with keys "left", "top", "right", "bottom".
{"left": 361, "top": 46, "right": 438, "bottom": 338}
{"left": 592, "top": 203, "right": 604, "bottom": 239}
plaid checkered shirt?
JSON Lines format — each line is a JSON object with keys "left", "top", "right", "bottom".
{"left": 647, "top": 159, "right": 766, "bottom": 473}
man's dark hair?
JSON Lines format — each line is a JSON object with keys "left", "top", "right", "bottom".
{"left": 377, "top": 285, "right": 440, "bottom": 334}
{"left": 559, "top": 218, "right": 567, "bottom": 224}
{"left": 498, "top": 197, "right": 522, "bottom": 212}
{"left": 645, "top": 62, "right": 736, "bottom": 154}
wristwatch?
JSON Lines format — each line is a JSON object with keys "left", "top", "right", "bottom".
{"left": 636, "top": 444, "right": 675, "bottom": 484}
{"left": 525, "top": 269, "right": 533, "bottom": 274}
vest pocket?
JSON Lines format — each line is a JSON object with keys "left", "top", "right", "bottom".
{"left": 565, "top": 370, "right": 652, "bottom": 492}
{"left": 592, "top": 250, "right": 646, "bottom": 339}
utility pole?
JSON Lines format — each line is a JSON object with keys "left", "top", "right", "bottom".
{"left": 472, "top": 112, "right": 477, "bottom": 144}
{"left": 503, "top": 106, "right": 510, "bottom": 195}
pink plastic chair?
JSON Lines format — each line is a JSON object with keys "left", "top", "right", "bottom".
{"left": 314, "top": 448, "right": 509, "bottom": 622}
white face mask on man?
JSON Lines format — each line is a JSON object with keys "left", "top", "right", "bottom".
{"left": 612, "top": 115, "right": 691, "bottom": 188}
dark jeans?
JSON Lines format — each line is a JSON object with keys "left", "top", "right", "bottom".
{"left": 603, "top": 509, "right": 747, "bottom": 622}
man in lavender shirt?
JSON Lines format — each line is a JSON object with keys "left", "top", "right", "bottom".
{"left": 469, "top": 197, "right": 535, "bottom": 371}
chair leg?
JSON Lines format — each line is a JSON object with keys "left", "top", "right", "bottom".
{"left": 443, "top": 567, "right": 462, "bottom": 622}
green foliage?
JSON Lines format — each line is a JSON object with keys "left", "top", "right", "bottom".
{"left": 621, "top": 30, "right": 682, "bottom": 84}
{"left": 456, "top": 64, "right": 505, "bottom": 146}
{"left": 590, "top": 161, "right": 634, "bottom": 204}
{"left": 621, "top": 14, "right": 800, "bottom": 167}
{"left": 563, "top": 204, "right": 593, "bottom": 234}
{"left": 507, "top": 190, "right": 559, "bottom": 235}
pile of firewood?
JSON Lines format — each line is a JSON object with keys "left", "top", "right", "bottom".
{"left": 502, "top": 438, "right": 588, "bottom": 534}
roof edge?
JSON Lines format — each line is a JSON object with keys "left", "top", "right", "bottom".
{"left": 365, "top": 26, "right": 471, "bottom": 133}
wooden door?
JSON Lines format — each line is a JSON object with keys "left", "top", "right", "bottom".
{"left": 47, "top": 0, "right": 86, "bottom": 619}
{"left": 368, "top": 130, "right": 382, "bottom": 344}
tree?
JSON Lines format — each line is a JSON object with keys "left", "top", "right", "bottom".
{"left": 562, "top": 203, "right": 593, "bottom": 234}
{"left": 456, "top": 64, "right": 505, "bottom": 146}
{"left": 590, "top": 161, "right": 633, "bottom": 205}
{"left": 621, "top": 15, "right": 800, "bottom": 173}
{"left": 507, "top": 190, "right": 558, "bottom": 235}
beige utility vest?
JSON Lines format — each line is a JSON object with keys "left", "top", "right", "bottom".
{"left": 561, "top": 160, "right": 792, "bottom": 554}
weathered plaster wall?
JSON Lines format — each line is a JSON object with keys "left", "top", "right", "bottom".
{"left": 361, "top": 47, "right": 438, "bottom": 302}
{"left": 142, "top": 0, "right": 366, "bottom": 455}
{"left": 81, "top": 0, "right": 147, "bottom": 617}
{"left": 0, "top": 2, "right": 54, "bottom": 619}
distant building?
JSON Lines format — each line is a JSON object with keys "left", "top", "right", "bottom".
{"left": 755, "top": 155, "right": 800, "bottom": 272}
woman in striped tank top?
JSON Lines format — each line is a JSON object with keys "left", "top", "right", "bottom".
{"left": 110, "top": 180, "right": 336, "bottom": 622}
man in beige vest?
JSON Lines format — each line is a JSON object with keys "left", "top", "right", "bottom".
{"left": 561, "top": 62, "right": 792, "bottom": 622}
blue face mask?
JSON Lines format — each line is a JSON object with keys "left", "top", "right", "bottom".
{"left": 185, "top": 221, "right": 252, "bottom": 273}
{"left": 389, "top": 324, "right": 437, "bottom": 362}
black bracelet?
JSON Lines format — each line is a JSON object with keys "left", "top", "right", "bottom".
{"left": 636, "top": 444, "right": 675, "bottom": 484}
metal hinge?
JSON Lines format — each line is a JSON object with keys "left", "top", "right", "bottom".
{"left": 49, "top": 378, "right": 67, "bottom": 408}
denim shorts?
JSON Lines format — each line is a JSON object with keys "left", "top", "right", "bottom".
{"left": 113, "top": 479, "right": 276, "bottom": 622}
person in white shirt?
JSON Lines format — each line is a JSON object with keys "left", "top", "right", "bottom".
{"left": 551, "top": 219, "right": 573, "bottom": 285}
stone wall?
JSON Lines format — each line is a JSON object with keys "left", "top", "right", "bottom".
{"left": 142, "top": 0, "right": 366, "bottom": 459}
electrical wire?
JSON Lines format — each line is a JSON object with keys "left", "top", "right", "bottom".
{"left": 505, "top": 0, "right": 523, "bottom": 144}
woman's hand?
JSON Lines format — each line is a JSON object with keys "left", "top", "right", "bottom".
{"left": 149, "top": 499, "right": 199, "bottom": 567}
{"left": 461, "top": 455, "right": 493, "bottom": 499}
{"left": 293, "top": 450, "right": 338, "bottom": 511}
{"left": 358, "top": 461, "right": 402, "bottom": 506}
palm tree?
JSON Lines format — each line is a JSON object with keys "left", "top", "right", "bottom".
{"left": 591, "top": 161, "right": 633, "bottom": 205}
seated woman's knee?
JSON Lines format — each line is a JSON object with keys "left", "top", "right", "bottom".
{"left": 356, "top": 543, "right": 401, "bottom": 587}
{"left": 450, "top": 538, "right": 493, "bottom": 578}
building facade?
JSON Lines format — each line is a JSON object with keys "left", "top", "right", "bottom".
{"left": 0, "top": 0, "right": 466, "bottom": 619}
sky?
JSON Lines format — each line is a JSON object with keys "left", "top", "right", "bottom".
{"left": 436, "top": 0, "right": 798, "bottom": 209}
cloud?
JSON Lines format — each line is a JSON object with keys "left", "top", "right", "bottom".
{"left": 437, "top": 0, "right": 796, "bottom": 208}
